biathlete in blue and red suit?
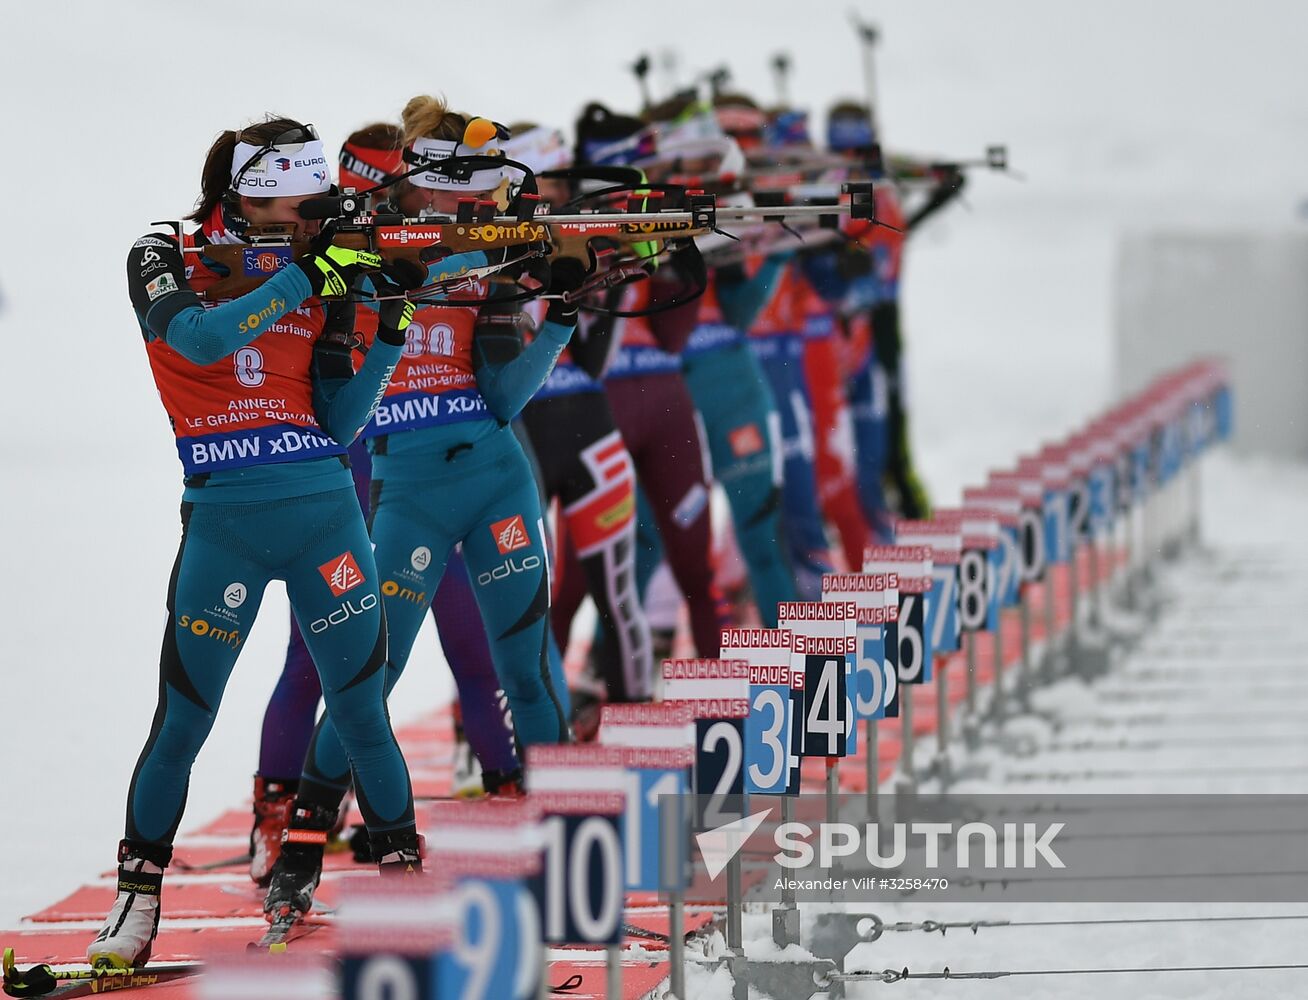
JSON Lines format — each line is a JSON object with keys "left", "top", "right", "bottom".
{"left": 248, "top": 124, "right": 521, "bottom": 887}
{"left": 262, "top": 97, "right": 583, "bottom": 923}
{"left": 552, "top": 103, "right": 727, "bottom": 669}
{"left": 91, "top": 117, "right": 420, "bottom": 969}
{"left": 503, "top": 123, "right": 655, "bottom": 737}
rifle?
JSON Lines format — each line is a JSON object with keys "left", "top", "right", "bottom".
{"left": 888, "top": 144, "right": 1022, "bottom": 183}
{"left": 159, "top": 175, "right": 882, "bottom": 306}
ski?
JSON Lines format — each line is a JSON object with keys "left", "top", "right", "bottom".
{"left": 621, "top": 921, "right": 673, "bottom": 944}
{"left": 173, "top": 851, "right": 252, "bottom": 873}
{"left": 246, "top": 909, "right": 327, "bottom": 953}
{"left": 2, "top": 948, "right": 201, "bottom": 999}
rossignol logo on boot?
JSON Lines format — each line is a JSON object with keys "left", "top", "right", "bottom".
{"left": 490, "top": 515, "right": 530, "bottom": 555}
{"left": 318, "top": 551, "right": 365, "bottom": 597}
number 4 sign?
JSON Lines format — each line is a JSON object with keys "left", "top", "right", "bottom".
{"left": 777, "top": 602, "right": 856, "bottom": 759}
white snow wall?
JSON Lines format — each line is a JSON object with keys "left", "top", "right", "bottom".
{"left": 1115, "top": 232, "right": 1308, "bottom": 458}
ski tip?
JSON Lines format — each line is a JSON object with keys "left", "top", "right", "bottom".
{"left": 268, "top": 942, "right": 288, "bottom": 955}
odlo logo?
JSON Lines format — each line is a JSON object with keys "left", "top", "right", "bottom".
{"left": 477, "top": 554, "right": 541, "bottom": 587}
{"left": 310, "top": 593, "right": 378, "bottom": 634}
{"left": 490, "top": 515, "right": 530, "bottom": 555}
{"left": 319, "top": 552, "right": 365, "bottom": 597}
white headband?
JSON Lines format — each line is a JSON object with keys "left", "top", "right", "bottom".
{"left": 501, "top": 127, "right": 571, "bottom": 174}
{"left": 230, "top": 139, "right": 332, "bottom": 197}
{"left": 635, "top": 135, "right": 746, "bottom": 179}
{"left": 408, "top": 135, "right": 505, "bottom": 191}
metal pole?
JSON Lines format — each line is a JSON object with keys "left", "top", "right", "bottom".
{"left": 934, "top": 659, "right": 951, "bottom": 788}
{"left": 727, "top": 852, "right": 746, "bottom": 1000}
{"left": 661, "top": 798, "right": 686, "bottom": 1000}
{"left": 990, "top": 614, "right": 1006, "bottom": 725}
{"left": 826, "top": 757, "right": 839, "bottom": 828}
{"left": 1043, "top": 564, "right": 1059, "bottom": 682}
{"left": 897, "top": 678, "right": 916, "bottom": 796}
{"left": 727, "top": 853, "right": 742, "bottom": 952}
{"left": 772, "top": 796, "right": 800, "bottom": 948}
{"left": 1018, "top": 584, "right": 1032, "bottom": 709}
{"left": 606, "top": 944, "right": 622, "bottom": 1000}
{"left": 865, "top": 718, "right": 879, "bottom": 818}
{"left": 852, "top": 16, "right": 881, "bottom": 134}
{"left": 964, "top": 630, "right": 977, "bottom": 717}
{"left": 668, "top": 891, "right": 685, "bottom": 998}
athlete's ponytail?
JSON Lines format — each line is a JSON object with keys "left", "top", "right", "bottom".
{"left": 400, "top": 95, "right": 467, "bottom": 145}
{"left": 188, "top": 116, "right": 308, "bottom": 223}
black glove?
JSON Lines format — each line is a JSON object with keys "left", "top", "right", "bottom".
{"left": 714, "top": 261, "right": 747, "bottom": 286}
{"left": 294, "top": 224, "right": 382, "bottom": 299}
{"left": 372, "top": 259, "right": 424, "bottom": 346}
{"left": 836, "top": 245, "right": 873, "bottom": 280}
{"left": 545, "top": 256, "right": 588, "bottom": 325}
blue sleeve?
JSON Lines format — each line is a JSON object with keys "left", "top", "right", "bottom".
{"left": 716, "top": 254, "right": 791, "bottom": 330}
{"left": 311, "top": 334, "right": 403, "bottom": 446}
{"left": 473, "top": 318, "right": 574, "bottom": 422}
{"left": 127, "top": 235, "right": 315, "bottom": 366}
{"left": 167, "top": 267, "right": 312, "bottom": 365}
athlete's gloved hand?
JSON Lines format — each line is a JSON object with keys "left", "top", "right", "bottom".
{"left": 545, "top": 256, "right": 588, "bottom": 326}
{"left": 295, "top": 224, "right": 382, "bottom": 299}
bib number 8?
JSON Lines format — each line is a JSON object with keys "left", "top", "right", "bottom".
{"left": 234, "top": 346, "right": 265, "bottom": 388}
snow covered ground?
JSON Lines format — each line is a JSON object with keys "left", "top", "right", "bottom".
{"left": 2, "top": 0, "right": 1307, "bottom": 967}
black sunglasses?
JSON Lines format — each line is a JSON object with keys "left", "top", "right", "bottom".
{"left": 230, "top": 123, "right": 321, "bottom": 193}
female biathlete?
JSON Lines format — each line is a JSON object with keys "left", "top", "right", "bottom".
{"left": 263, "top": 97, "right": 581, "bottom": 920}
{"left": 504, "top": 124, "right": 655, "bottom": 731}
{"left": 249, "top": 124, "right": 521, "bottom": 886}
{"left": 632, "top": 96, "right": 800, "bottom": 626}
{"left": 93, "top": 117, "right": 420, "bottom": 968}
{"left": 548, "top": 103, "right": 726, "bottom": 670}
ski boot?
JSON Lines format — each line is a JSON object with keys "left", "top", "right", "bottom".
{"left": 86, "top": 840, "right": 170, "bottom": 969}
{"left": 569, "top": 667, "right": 607, "bottom": 743}
{"left": 373, "top": 828, "right": 424, "bottom": 875}
{"left": 262, "top": 802, "right": 337, "bottom": 930}
{"left": 451, "top": 710, "right": 484, "bottom": 798}
{"left": 249, "top": 775, "right": 297, "bottom": 886}
{"left": 482, "top": 766, "right": 525, "bottom": 797}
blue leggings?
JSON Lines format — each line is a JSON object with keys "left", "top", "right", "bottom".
{"left": 300, "top": 430, "right": 567, "bottom": 800}
{"left": 259, "top": 445, "right": 517, "bottom": 780}
{"left": 678, "top": 344, "right": 798, "bottom": 626}
{"left": 847, "top": 359, "right": 893, "bottom": 541}
{"left": 127, "top": 490, "right": 415, "bottom": 845}
{"left": 751, "top": 334, "right": 834, "bottom": 599}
